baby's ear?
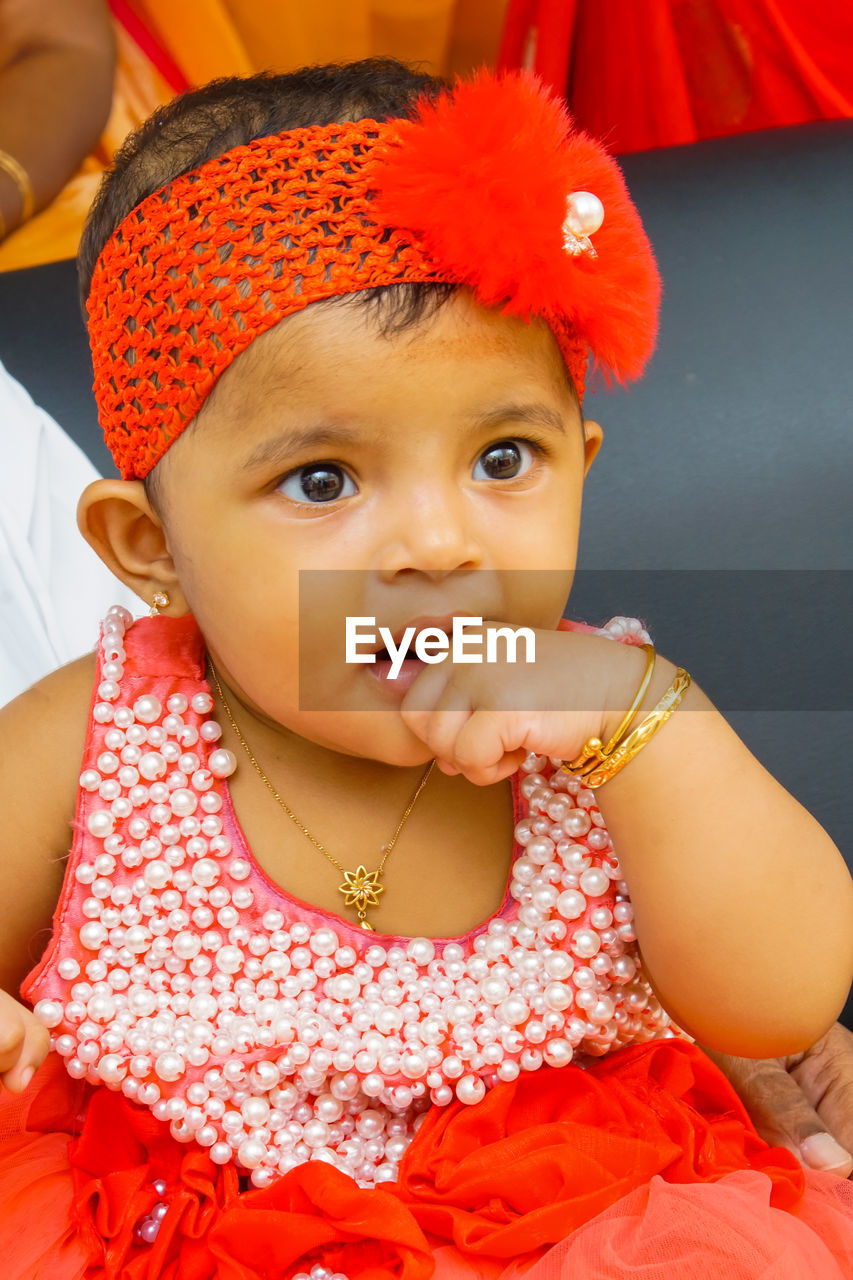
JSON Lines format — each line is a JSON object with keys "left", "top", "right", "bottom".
{"left": 77, "top": 478, "right": 189, "bottom": 615}
{"left": 582, "top": 418, "right": 604, "bottom": 477}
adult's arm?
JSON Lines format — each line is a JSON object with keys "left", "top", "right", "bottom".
{"left": 0, "top": 0, "right": 115, "bottom": 236}
{"left": 704, "top": 1022, "right": 853, "bottom": 1177}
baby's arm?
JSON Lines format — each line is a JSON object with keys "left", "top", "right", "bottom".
{"left": 0, "top": 653, "right": 95, "bottom": 1090}
{"left": 597, "top": 645, "right": 853, "bottom": 1058}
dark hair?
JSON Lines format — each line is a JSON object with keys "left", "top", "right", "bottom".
{"left": 78, "top": 57, "right": 453, "bottom": 308}
{"left": 79, "top": 58, "right": 464, "bottom": 503}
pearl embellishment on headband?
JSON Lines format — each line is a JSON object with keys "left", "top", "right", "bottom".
{"left": 562, "top": 191, "right": 605, "bottom": 259}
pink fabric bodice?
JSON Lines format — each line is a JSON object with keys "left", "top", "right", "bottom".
{"left": 23, "top": 606, "right": 675, "bottom": 1189}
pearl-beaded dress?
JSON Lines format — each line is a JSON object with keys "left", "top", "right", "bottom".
{"left": 5, "top": 606, "right": 853, "bottom": 1280}
{"left": 23, "top": 607, "right": 672, "bottom": 1193}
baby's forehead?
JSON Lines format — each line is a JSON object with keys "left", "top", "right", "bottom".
{"left": 152, "top": 294, "right": 583, "bottom": 500}
{"left": 211, "top": 291, "right": 577, "bottom": 413}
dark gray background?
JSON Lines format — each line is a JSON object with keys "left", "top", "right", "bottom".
{"left": 1, "top": 117, "right": 851, "bottom": 1026}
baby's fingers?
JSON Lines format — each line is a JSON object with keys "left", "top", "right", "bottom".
{"left": 448, "top": 710, "right": 529, "bottom": 785}
{"left": 399, "top": 665, "right": 472, "bottom": 765}
{"left": 0, "top": 991, "right": 50, "bottom": 1093}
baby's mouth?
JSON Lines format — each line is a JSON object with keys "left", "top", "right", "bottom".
{"left": 365, "top": 645, "right": 427, "bottom": 697}
{"left": 372, "top": 643, "right": 424, "bottom": 672}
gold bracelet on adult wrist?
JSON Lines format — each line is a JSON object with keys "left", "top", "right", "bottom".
{"left": 0, "top": 149, "right": 35, "bottom": 225}
{"left": 561, "top": 648, "right": 692, "bottom": 789}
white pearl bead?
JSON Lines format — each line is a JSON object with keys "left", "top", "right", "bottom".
{"left": 99, "top": 1053, "right": 128, "bottom": 1083}
{"left": 170, "top": 789, "right": 198, "bottom": 817}
{"left": 571, "top": 929, "right": 601, "bottom": 958}
{"left": 543, "top": 1039, "right": 574, "bottom": 1069}
{"left": 303, "top": 1119, "right": 330, "bottom": 1148}
{"left": 208, "top": 749, "right": 237, "bottom": 779}
{"left": 133, "top": 695, "right": 162, "bottom": 724}
{"left": 241, "top": 1096, "right": 270, "bottom": 1127}
{"left": 215, "top": 946, "right": 243, "bottom": 975}
{"left": 87, "top": 993, "right": 117, "bottom": 1021}
{"left": 143, "top": 861, "right": 171, "bottom": 890}
{"left": 139, "top": 752, "right": 167, "bottom": 781}
{"left": 497, "top": 996, "right": 529, "bottom": 1026}
{"left": 579, "top": 867, "right": 610, "bottom": 898}
{"left": 86, "top": 811, "right": 115, "bottom": 839}
{"left": 308, "top": 928, "right": 338, "bottom": 957}
{"left": 564, "top": 190, "right": 604, "bottom": 238}
{"left": 34, "top": 999, "right": 63, "bottom": 1027}
{"left": 400, "top": 1051, "right": 428, "bottom": 1081}
{"left": 544, "top": 982, "right": 574, "bottom": 1012}
{"left": 556, "top": 890, "right": 586, "bottom": 920}
{"left": 173, "top": 931, "right": 201, "bottom": 960}
{"left": 192, "top": 858, "right": 220, "bottom": 887}
{"left": 455, "top": 1075, "right": 486, "bottom": 1105}
{"left": 407, "top": 937, "right": 435, "bottom": 966}
{"left": 154, "top": 1052, "right": 185, "bottom": 1082}
{"left": 79, "top": 922, "right": 108, "bottom": 950}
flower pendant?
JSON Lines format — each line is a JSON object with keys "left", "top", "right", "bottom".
{"left": 338, "top": 865, "right": 384, "bottom": 929}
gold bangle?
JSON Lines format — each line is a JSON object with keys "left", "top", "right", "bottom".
{"left": 565, "top": 667, "right": 692, "bottom": 789}
{"left": 600, "top": 642, "right": 656, "bottom": 755}
{"left": 0, "top": 149, "right": 35, "bottom": 224}
{"left": 559, "top": 643, "right": 656, "bottom": 783}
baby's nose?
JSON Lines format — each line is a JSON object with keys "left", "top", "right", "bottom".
{"left": 375, "top": 493, "right": 483, "bottom": 580}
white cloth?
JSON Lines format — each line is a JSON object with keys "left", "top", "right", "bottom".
{"left": 0, "top": 360, "right": 137, "bottom": 706}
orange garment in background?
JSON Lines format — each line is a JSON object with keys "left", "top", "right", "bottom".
{"left": 4, "top": 0, "right": 850, "bottom": 274}
{"left": 0, "top": 0, "right": 508, "bottom": 273}
{"left": 497, "top": 0, "right": 853, "bottom": 154}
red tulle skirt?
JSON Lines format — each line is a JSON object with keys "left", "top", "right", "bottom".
{"left": 2, "top": 1039, "right": 853, "bottom": 1279}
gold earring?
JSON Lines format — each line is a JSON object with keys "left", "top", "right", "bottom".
{"left": 150, "top": 590, "right": 170, "bottom": 617}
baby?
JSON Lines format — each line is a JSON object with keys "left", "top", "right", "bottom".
{"left": 0, "top": 57, "right": 852, "bottom": 1280}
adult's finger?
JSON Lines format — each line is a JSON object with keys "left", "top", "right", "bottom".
{"left": 788, "top": 1023, "right": 853, "bottom": 1167}
{"left": 702, "top": 1044, "right": 853, "bottom": 1177}
{"left": 0, "top": 1006, "right": 50, "bottom": 1094}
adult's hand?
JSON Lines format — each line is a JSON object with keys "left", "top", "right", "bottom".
{"left": 704, "top": 1021, "right": 853, "bottom": 1177}
{"left": 0, "top": 0, "right": 115, "bottom": 235}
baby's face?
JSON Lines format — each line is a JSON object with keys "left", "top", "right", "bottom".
{"left": 153, "top": 288, "right": 603, "bottom": 765}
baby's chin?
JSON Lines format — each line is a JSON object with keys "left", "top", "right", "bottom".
{"left": 292, "top": 708, "right": 437, "bottom": 770}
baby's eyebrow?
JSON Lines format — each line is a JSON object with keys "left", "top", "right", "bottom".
{"left": 470, "top": 402, "right": 568, "bottom": 436}
{"left": 243, "top": 424, "right": 362, "bottom": 470}
{"left": 242, "top": 402, "right": 568, "bottom": 470}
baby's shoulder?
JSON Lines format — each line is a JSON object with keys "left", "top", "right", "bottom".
{"left": 1, "top": 648, "right": 97, "bottom": 745}
{"left": 0, "top": 652, "right": 97, "bottom": 994}
{"left": 0, "top": 650, "right": 97, "bottom": 819}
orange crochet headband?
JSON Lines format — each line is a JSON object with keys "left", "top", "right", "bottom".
{"left": 86, "top": 70, "right": 661, "bottom": 480}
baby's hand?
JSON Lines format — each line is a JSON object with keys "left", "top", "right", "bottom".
{"left": 0, "top": 987, "right": 50, "bottom": 1093}
{"left": 399, "top": 622, "right": 631, "bottom": 786}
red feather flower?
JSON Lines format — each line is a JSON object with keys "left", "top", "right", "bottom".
{"left": 371, "top": 68, "right": 662, "bottom": 390}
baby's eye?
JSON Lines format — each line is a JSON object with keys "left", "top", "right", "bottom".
{"left": 277, "top": 463, "right": 356, "bottom": 504}
{"left": 473, "top": 439, "right": 540, "bottom": 481}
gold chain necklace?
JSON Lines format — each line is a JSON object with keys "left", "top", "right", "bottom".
{"left": 207, "top": 660, "right": 436, "bottom": 931}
